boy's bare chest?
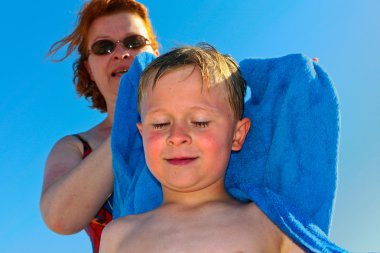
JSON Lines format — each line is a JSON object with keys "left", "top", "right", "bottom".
{"left": 118, "top": 208, "right": 283, "bottom": 253}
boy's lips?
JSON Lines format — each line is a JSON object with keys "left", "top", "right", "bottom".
{"left": 165, "top": 157, "right": 198, "bottom": 166}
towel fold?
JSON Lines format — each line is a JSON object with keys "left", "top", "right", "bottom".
{"left": 111, "top": 52, "right": 346, "bottom": 253}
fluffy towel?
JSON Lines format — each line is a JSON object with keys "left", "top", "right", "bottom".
{"left": 111, "top": 52, "right": 347, "bottom": 253}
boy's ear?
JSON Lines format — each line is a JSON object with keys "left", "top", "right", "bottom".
{"left": 231, "top": 117, "right": 251, "bottom": 151}
{"left": 137, "top": 122, "right": 143, "bottom": 136}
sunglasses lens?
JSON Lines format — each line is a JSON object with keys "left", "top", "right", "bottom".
{"left": 123, "top": 35, "right": 149, "bottom": 49}
{"left": 91, "top": 40, "right": 115, "bottom": 55}
{"left": 90, "top": 35, "right": 150, "bottom": 55}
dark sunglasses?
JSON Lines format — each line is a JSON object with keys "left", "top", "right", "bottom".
{"left": 90, "top": 34, "right": 151, "bottom": 56}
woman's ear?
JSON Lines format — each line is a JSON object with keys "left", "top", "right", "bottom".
{"left": 231, "top": 117, "right": 251, "bottom": 151}
{"left": 84, "top": 60, "right": 95, "bottom": 81}
{"left": 137, "top": 122, "right": 143, "bottom": 136}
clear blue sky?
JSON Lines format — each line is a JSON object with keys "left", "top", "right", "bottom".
{"left": 1, "top": 0, "right": 379, "bottom": 252}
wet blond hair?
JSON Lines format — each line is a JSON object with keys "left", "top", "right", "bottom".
{"left": 138, "top": 43, "right": 246, "bottom": 120}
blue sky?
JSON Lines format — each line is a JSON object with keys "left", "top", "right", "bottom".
{"left": 1, "top": 0, "right": 379, "bottom": 252}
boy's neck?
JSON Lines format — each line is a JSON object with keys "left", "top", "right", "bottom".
{"left": 161, "top": 182, "right": 236, "bottom": 207}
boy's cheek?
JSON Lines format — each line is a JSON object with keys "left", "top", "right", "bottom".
{"left": 143, "top": 133, "right": 165, "bottom": 168}
{"left": 196, "top": 130, "right": 233, "bottom": 148}
{"left": 143, "top": 131, "right": 166, "bottom": 152}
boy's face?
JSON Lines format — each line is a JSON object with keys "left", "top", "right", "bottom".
{"left": 138, "top": 65, "right": 250, "bottom": 194}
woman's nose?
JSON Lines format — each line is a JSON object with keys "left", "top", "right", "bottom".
{"left": 113, "top": 42, "right": 131, "bottom": 60}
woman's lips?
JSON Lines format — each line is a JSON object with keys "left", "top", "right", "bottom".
{"left": 111, "top": 69, "right": 127, "bottom": 77}
{"left": 111, "top": 65, "right": 130, "bottom": 77}
{"left": 166, "top": 157, "right": 197, "bottom": 166}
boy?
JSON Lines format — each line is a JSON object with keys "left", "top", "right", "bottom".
{"left": 100, "top": 44, "right": 304, "bottom": 252}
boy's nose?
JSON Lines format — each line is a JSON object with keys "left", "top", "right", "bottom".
{"left": 167, "top": 124, "right": 192, "bottom": 145}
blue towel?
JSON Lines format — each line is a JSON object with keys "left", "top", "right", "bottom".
{"left": 111, "top": 52, "right": 347, "bottom": 253}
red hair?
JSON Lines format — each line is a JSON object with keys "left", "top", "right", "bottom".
{"left": 48, "top": 0, "right": 158, "bottom": 112}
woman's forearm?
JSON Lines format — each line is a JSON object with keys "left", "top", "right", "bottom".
{"left": 40, "top": 136, "right": 114, "bottom": 234}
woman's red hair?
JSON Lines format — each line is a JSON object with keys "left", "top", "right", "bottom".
{"left": 48, "top": 0, "right": 158, "bottom": 112}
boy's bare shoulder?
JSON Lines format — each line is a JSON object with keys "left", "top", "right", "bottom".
{"left": 243, "top": 202, "right": 305, "bottom": 253}
{"left": 105, "top": 211, "right": 151, "bottom": 235}
{"left": 100, "top": 213, "right": 149, "bottom": 253}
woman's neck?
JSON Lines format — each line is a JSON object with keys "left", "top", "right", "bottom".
{"left": 106, "top": 102, "right": 115, "bottom": 123}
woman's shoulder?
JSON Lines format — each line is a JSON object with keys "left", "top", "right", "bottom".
{"left": 53, "top": 120, "right": 109, "bottom": 151}
{"left": 49, "top": 135, "right": 84, "bottom": 156}
{"left": 50, "top": 132, "right": 92, "bottom": 154}
{"left": 76, "top": 119, "right": 112, "bottom": 147}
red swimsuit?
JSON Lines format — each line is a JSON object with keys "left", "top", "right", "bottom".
{"left": 75, "top": 135, "right": 113, "bottom": 253}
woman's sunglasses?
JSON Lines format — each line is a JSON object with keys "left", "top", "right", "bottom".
{"left": 90, "top": 34, "right": 151, "bottom": 56}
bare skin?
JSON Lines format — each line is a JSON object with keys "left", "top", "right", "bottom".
{"left": 101, "top": 196, "right": 304, "bottom": 253}
{"left": 40, "top": 12, "right": 158, "bottom": 234}
{"left": 100, "top": 65, "right": 304, "bottom": 253}
{"left": 40, "top": 118, "right": 113, "bottom": 234}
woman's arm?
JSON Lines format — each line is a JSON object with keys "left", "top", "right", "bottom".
{"left": 40, "top": 136, "right": 113, "bottom": 234}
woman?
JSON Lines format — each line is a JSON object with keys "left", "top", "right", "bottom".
{"left": 40, "top": 0, "right": 159, "bottom": 252}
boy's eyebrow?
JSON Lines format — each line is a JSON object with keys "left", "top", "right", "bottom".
{"left": 189, "top": 105, "right": 220, "bottom": 113}
{"left": 145, "top": 105, "right": 220, "bottom": 116}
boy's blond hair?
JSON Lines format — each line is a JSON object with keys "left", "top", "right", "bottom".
{"left": 138, "top": 43, "right": 246, "bottom": 120}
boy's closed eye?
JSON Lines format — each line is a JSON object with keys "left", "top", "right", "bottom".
{"left": 191, "top": 121, "right": 210, "bottom": 128}
{"left": 152, "top": 122, "right": 170, "bottom": 129}
{"left": 151, "top": 121, "right": 210, "bottom": 129}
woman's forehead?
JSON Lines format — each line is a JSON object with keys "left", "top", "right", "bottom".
{"left": 88, "top": 12, "right": 148, "bottom": 41}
